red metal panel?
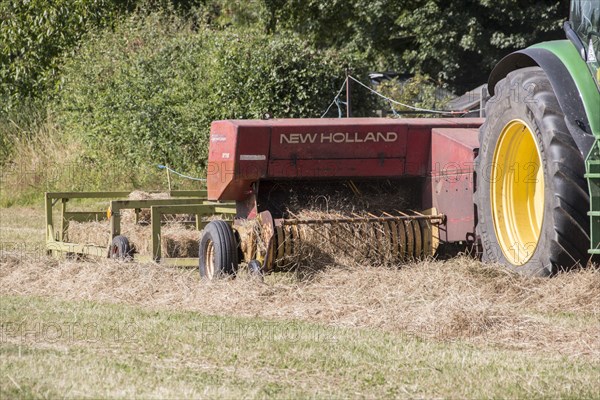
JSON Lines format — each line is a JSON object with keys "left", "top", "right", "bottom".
{"left": 207, "top": 121, "right": 237, "bottom": 200}
{"left": 268, "top": 159, "right": 406, "bottom": 178}
{"left": 422, "top": 128, "right": 480, "bottom": 243}
{"left": 207, "top": 121, "right": 270, "bottom": 201}
{"left": 236, "top": 124, "right": 270, "bottom": 182}
{"left": 270, "top": 122, "right": 407, "bottom": 160}
{"left": 405, "top": 126, "right": 432, "bottom": 176}
{"left": 207, "top": 118, "right": 485, "bottom": 201}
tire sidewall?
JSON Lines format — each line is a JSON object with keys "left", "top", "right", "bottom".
{"left": 199, "top": 224, "right": 223, "bottom": 278}
{"left": 477, "top": 75, "right": 554, "bottom": 276}
{"left": 109, "top": 235, "right": 131, "bottom": 260}
{"left": 199, "top": 220, "right": 237, "bottom": 279}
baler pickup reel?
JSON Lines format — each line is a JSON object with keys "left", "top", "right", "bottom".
{"left": 236, "top": 209, "right": 443, "bottom": 272}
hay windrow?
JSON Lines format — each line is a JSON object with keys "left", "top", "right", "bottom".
{"left": 240, "top": 208, "right": 436, "bottom": 273}
{"left": 2, "top": 252, "right": 598, "bottom": 359}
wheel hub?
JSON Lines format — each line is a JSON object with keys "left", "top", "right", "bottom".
{"left": 205, "top": 241, "right": 215, "bottom": 279}
{"left": 491, "top": 119, "right": 545, "bottom": 265}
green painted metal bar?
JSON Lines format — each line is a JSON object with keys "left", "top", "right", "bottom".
{"left": 60, "top": 199, "right": 68, "bottom": 242}
{"left": 45, "top": 193, "right": 54, "bottom": 255}
{"left": 586, "top": 143, "right": 600, "bottom": 255}
{"left": 160, "top": 257, "right": 199, "bottom": 267}
{"left": 47, "top": 190, "right": 209, "bottom": 200}
{"left": 135, "top": 255, "right": 199, "bottom": 267}
{"left": 46, "top": 241, "right": 107, "bottom": 257}
{"left": 169, "top": 190, "right": 208, "bottom": 198}
{"left": 46, "top": 192, "right": 133, "bottom": 199}
{"left": 110, "top": 201, "right": 121, "bottom": 239}
{"left": 109, "top": 198, "right": 216, "bottom": 210}
{"left": 149, "top": 204, "right": 235, "bottom": 261}
{"left": 151, "top": 206, "right": 161, "bottom": 261}
{"left": 64, "top": 211, "right": 108, "bottom": 222}
{"left": 149, "top": 204, "right": 235, "bottom": 214}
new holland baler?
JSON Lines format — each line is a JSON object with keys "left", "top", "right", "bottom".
{"left": 202, "top": 118, "right": 483, "bottom": 277}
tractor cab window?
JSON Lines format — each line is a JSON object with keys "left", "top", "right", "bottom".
{"left": 570, "top": 0, "right": 600, "bottom": 87}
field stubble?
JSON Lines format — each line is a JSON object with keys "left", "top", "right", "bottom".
{"left": 1, "top": 206, "right": 600, "bottom": 398}
{"left": 1, "top": 249, "right": 598, "bottom": 358}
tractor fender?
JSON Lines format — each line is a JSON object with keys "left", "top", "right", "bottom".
{"left": 488, "top": 41, "right": 598, "bottom": 157}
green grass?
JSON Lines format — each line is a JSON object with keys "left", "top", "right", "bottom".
{"left": 1, "top": 295, "right": 599, "bottom": 399}
{"left": 1, "top": 204, "right": 599, "bottom": 398}
{"left": 0, "top": 206, "right": 46, "bottom": 255}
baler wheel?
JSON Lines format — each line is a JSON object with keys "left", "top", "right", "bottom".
{"left": 108, "top": 235, "right": 132, "bottom": 260}
{"left": 199, "top": 220, "right": 238, "bottom": 280}
{"left": 475, "top": 67, "right": 590, "bottom": 275}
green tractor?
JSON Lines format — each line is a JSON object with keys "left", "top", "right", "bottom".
{"left": 475, "top": 0, "right": 600, "bottom": 275}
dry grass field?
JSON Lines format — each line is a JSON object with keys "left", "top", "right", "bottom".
{"left": 1, "top": 206, "right": 599, "bottom": 398}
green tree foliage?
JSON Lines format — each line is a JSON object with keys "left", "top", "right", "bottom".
{"left": 0, "top": 0, "right": 133, "bottom": 111}
{"left": 377, "top": 74, "right": 452, "bottom": 116}
{"left": 397, "top": 0, "right": 569, "bottom": 91}
{"left": 56, "top": 13, "right": 371, "bottom": 173}
{"left": 263, "top": 0, "right": 569, "bottom": 92}
{"left": 263, "top": 0, "right": 407, "bottom": 67}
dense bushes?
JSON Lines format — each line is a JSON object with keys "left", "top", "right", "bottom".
{"left": 56, "top": 13, "right": 372, "bottom": 173}
{"left": 0, "top": 0, "right": 133, "bottom": 112}
{"left": 263, "top": 0, "right": 569, "bottom": 92}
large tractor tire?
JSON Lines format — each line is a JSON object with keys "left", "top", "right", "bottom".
{"left": 475, "top": 67, "right": 590, "bottom": 276}
{"left": 199, "top": 220, "right": 238, "bottom": 279}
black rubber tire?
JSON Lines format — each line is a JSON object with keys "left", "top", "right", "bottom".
{"left": 475, "top": 67, "right": 590, "bottom": 276}
{"left": 199, "top": 220, "right": 238, "bottom": 279}
{"left": 108, "top": 235, "right": 132, "bottom": 260}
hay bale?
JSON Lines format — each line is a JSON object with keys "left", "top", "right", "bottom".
{"left": 68, "top": 220, "right": 199, "bottom": 258}
{"left": 67, "top": 221, "right": 111, "bottom": 246}
{"left": 162, "top": 224, "right": 200, "bottom": 258}
{"left": 122, "top": 191, "right": 170, "bottom": 224}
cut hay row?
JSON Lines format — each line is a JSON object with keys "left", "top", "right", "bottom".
{"left": 1, "top": 252, "right": 598, "bottom": 359}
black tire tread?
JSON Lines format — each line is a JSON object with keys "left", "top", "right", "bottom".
{"left": 108, "top": 235, "right": 132, "bottom": 260}
{"left": 475, "top": 67, "right": 590, "bottom": 275}
{"left": 199, "top": 220, "right": 238, "bottom": 279}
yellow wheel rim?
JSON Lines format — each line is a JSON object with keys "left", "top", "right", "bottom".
{"left": 205, "top": 241, "right": 215, "bottom": 279}
{"left": 491, "top": 119, "right": 544, "bottom": 265}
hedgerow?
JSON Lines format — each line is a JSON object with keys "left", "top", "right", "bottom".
{"left": 56, "top": 12, "right": 373, "bottom": 174}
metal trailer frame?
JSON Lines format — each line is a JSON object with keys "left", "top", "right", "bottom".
{"left": 45, "top": 191, "right": 236, "bottom": 266}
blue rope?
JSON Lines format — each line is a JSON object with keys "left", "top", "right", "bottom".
{"left": 389, "top": 101, "right": 399, "bottom": 118}
{"left": 335, "top": 98, "right": 345, "bottom": 118}
{"left": 157, "top": 165, "right": 206, "bottom": 181}
{"left": 320, "top": 78, "right": 348, "bottom": 118}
